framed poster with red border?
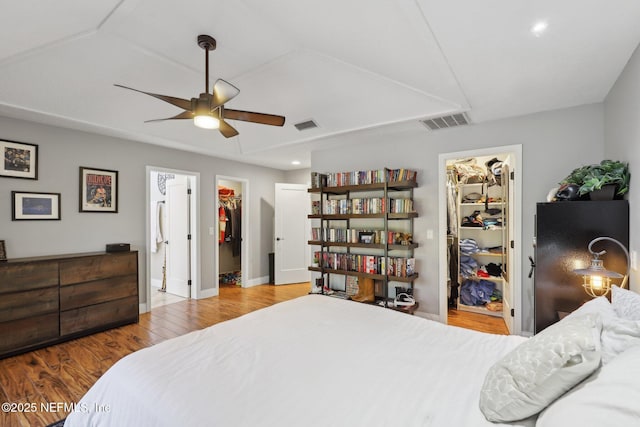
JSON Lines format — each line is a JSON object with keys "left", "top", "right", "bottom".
{"left": 79, "top": 166, "right": 118, "bottom": 213}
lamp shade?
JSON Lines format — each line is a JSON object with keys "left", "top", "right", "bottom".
{"left": 573, "top": 236, "right": 629, "bottom": 298}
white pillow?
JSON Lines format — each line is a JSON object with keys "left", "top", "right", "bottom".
{"left": 600, "top": 316, "right": 640, "bottom": 364}
{"left": 565, "top": 295, "right": 640, "bottom": 364}
{"left": 611, "top": 285, "right": 640, "bottom": 320}
{"left": 479, "top": 313, "right": 602, "bottom": 422}
{"left": 536, "top": 344, "right": 640, "bottom": 427}
{"left": 565, "top": 296, "right": 616, "bottom": 321}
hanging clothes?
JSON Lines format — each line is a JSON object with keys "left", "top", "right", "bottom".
{"left": 151, "top": 200, "right": 165, "bottom": 253}
{"left": 219, "top": 205, "right": 227, "bottom": 244}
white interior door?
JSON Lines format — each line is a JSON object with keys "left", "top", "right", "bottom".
{"left": 166, "top": 175, "right": 191, "bottom": 298}
{"left": 501, "top": 157, "right": 514, "bottom": 333}
{"left": 274, "top": 183, "right": 310, "bottom": 285}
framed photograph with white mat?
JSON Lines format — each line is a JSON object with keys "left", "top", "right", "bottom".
{"left": 1, "top": 139, "right": 38, "bottom": 180}
{"left": 12, "top": 191, "right": 61, "bottom": 220}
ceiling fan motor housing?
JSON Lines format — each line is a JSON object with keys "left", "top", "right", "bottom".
{"left": 197, "top": 34, "right": 216, "bottom": 51}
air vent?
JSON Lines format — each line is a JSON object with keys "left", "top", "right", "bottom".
{"left": 294, "top": 119, "right": 318, "bottom": 131}
{"left": 421, "top": 113, "right": 470, "bottom": 131}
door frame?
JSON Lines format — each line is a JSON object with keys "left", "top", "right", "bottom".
{"left": 215, "top": 175, "right": 250, "bottom": 288}
{"left": 437, "top": 144, "right": 522, "bottom": 335}
{"left": 145, "top": 166, "right": 201, "bottom": 312}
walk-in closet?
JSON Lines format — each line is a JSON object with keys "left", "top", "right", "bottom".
{"left": 218, "top": 179, "right": 243, "bottom": 287}
{"left": 446, "top": 153, "right": 513, "bottom": 333}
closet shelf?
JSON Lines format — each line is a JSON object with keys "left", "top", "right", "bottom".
{"left": 460, "top": 202, "right": 503, "bottom": 207}
{"left": 464, "top": 275, "right": 504, "bottom": 282}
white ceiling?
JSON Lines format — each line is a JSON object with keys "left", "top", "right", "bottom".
{"left": 0, "top": 0, "right": 639, "bottom": 170}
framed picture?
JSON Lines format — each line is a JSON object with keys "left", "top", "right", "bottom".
{"left": 1, "top": 139, "right": 38, "bottom": 180}
{"left": 79, "top": 167, "right": 118, "bottom": 213}
{"left": 0, "top": 240, "right": 6, "bottom": 261}
{"left": 358, "top": 231, "right": 375, "bottom": 244}
{"left": 12, "top": 191, "right": 61, "bottom": 220}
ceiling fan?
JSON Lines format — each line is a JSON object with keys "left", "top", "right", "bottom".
{"left": 115, "top": 34, "right": 285, "bottom": 138}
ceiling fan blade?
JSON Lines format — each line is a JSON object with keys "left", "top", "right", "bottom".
{"left": 144, "top": 110, "right": 194, "bottom": 123}
{"left": 223, "top": 109, "right": 285, "bottom": 127}
{"left": 219, "top": 119, "right": 239, "bottom": 138}
{"left": 114, "top": 84, "right": 193, "bottom": 111}
{"left": 212, "top": 79, "right": 240, "bottom": 108}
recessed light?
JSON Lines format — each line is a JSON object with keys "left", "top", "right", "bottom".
{"left": 291, "top": 160, "right": 301, "bottom": 165}
{"left": 531, "top": 20, "right": 548, "bottom": 37}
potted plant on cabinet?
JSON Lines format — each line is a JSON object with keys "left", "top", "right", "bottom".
{"left": 561, "top": 160, "right": 630, "bottom": 200}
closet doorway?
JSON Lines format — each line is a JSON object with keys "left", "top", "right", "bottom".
{"left": 146, "top": 167, "right": 200, "bottom": 311}
{"left": 216, "top": 176, "right": 248, "bottom": 290}
{"left": 438, "top": 145, "right": 522, "bottom": 335}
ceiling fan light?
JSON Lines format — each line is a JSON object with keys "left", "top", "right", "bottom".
{"left": 194, "top": 114, "right": 220, "bottom": 129}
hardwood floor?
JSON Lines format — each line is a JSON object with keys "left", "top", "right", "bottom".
{"left": 1, "top": 282, "right": 507, "bottom": 427}
{"left": 0, "top": 282, "right": 310, "bottom": 427}
{"left": 447, "top": 308, "right": 509, "bottom": 335}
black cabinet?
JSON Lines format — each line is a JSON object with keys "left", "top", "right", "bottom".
{"left": 534, "top": 201, "right": 628, "bottom": 333}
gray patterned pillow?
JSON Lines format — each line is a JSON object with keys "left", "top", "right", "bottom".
{"left": 479, "top": 313, "right": 602, "bottom": 422}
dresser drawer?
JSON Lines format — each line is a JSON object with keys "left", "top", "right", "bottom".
{"left": 0, "top": 287, "right": 59, "bottom": 323}
{"left": 0, "top": 261, "right": 58, "bottom": 293}
{"left": 60, "top": 252, "right": 137, "bottom": 285}
{"left": 60, "top": 274, "right": 137, "bottom": 311}
{"left": 60, "top": 295, "right": 139, "bottom": 337}
{"left": 0, "top": 313, "right": 59, "bottom": 354}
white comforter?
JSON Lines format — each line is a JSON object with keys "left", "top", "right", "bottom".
{"left": 65, "top": 295, "right": 533, "bottom": 427}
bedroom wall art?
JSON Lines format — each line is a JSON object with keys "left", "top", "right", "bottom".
{"left": 11, "top": 191, "right": 61, "bottom": 220}
{"left": 79, "top": 166, "right": 118, "bottom": 213}
{"left": 1, "top": 139, "right": 38, "bottom": 180}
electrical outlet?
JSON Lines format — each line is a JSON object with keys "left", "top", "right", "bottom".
{"left": 426, "top": 229, "right": 434, "bottom": 240}
{"left": 209, "top": 227, "right": 215, "bottom": 236}
{"left": 631, "top": 250, "right": 638, "bottom": 271}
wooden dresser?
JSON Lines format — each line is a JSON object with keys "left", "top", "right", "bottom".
{"left": 0, "top": 251, "right": 139, "bottom": 359}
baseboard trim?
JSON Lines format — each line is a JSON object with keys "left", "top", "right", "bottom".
{"left": 414, "top": 311, "right": 440, "bottom": 322}
{"left": 198, "top": 287, "right": 219, "bottom": 299}
{"left": 151, "top": 278, "right": 162, "bottom": 289}
{"left": 139, "top": 303, "right": 148, "bottom": 314}
{"left": 245, "top": 276, "right": 269, "bottom": 287}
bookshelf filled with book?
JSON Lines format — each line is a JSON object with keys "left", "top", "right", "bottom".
{"left": 308, "top": 168, "right": 419, "bottom": 313}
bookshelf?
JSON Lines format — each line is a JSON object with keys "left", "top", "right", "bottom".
{"left": 308, "top": 168, "right": 418, "bottom": 313}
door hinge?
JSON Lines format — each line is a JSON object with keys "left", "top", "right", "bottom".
{"left": 510, "top": 240, "right": 514, "bottom": 249}
{"left": 188, "top": 279, "right": 192, "bottom": 287}
{"left": 511, "top": 308, "right": 515, "bottom": 317}
{"left": 510, "top": 171, "right": 514, "bottom": 180}
{"left": 187, "top": 188, "right": 192, "bottom": 195}
{"left": 187, "top": 234, "right": 191, "bottom": 240}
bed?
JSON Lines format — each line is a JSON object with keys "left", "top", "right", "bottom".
{"left": 65, "top": 288, "right": 640, "bottom": 427}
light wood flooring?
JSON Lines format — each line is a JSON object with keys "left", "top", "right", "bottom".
{"left": 1, "top": 282, "right": 507, "bottom": 427}
{"left": 448, "top": 308, "right": 509, "bottom": 335}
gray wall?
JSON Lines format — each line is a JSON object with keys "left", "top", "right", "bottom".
{"left": 311, "top": 103, "right": 605, "bottom": 333}
{"left": 0, "top": 116, "right": 285, "bottom": 304}
{"left": 283, "top": 168, "right": 311, "bottom": 185}
{"left": 604, "top": 42, "right": 640, "bottom": 293}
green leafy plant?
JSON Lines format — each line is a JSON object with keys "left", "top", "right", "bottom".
{"left": 561, "top": 160, "right": 630, "bottom": 197}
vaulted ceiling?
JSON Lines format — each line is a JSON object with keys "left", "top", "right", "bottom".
{"left": 1, "top": 1, "right": 639, "bottom": 169}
